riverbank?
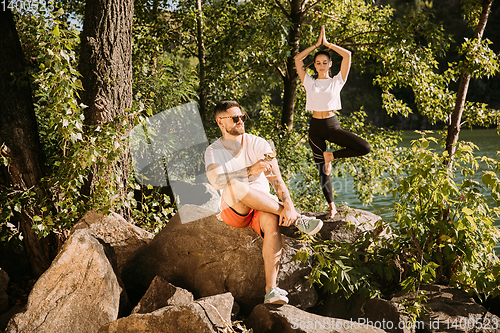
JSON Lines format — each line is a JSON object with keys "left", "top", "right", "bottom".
{"left": 331, "top": 129, "right": 500, "bottom": 250}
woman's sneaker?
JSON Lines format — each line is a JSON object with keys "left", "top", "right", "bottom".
{"left": 264, "top": 287, "right": 289, "bottom": 305}
{"left": 296, "top": 215, "right": 323, "bottom": 235}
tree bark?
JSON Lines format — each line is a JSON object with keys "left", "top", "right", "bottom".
{"left": 78, "top": 0, "right": 134, "bottom": 219}
{"left": 280, "top": 0, "right": 303, "bottom": 129}
{"left": 445, "top": 0, "right": 493, "bottom": 167}
{"left": 197, "top": 0, "right": 207, "bottom": 119}
{"left": 0, "top": 9, "right": 62, "bottom": 277}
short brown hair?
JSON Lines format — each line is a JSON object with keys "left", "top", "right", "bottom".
{"left": 214, "top": 100, "right": 240, "bottom": 119}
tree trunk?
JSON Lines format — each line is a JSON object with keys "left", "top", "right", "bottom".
{"left": 0, "top": 9, "right": 63, "bottom": 277}
{"left": 197, "top": 0, "right": 207, "bottom": 119}
{"left": 445, "top": 0, "right": 493, "bottom": 168}
{"left": 79, "top": 0, "right": 134, "bottom": 220}
{"left": 280, "top": 0, "right": 302, "bottom": 129}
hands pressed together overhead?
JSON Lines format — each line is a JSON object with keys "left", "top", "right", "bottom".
{"left": 315, "top": 25, "right": 332, "bottom": 48}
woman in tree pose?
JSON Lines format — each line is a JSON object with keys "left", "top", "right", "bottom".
{"left": 295, "top": 25, "right": 371, "bottom": 219}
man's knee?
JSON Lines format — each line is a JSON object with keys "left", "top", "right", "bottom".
{"left": 260, "top": 212, "right": 279, "bottom": 233}
{"left": 222, "top": 179, "right": 249, "bottom": 205}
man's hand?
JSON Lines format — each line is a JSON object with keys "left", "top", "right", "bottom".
{"left": 248, "top": 159, "right": 272, "bottom": 176}
{"left": 279, "top": 202, "right": 299, "bottom": 227}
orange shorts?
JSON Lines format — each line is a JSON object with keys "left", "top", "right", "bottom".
{"left": 220, "top": 200, "right": 262, "bottom": 237}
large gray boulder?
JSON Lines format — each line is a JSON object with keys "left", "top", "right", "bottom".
{"left": 6, "top": 229, "right": 121, "bottom": 333}
{"left": 98, "top": 292, "right": 234, "bottom": 333}
{"left": 313, "top": 295, "right": 413, "bottom": 333}
{"left": 121, "top": 205, "right": 316, "bottom": 311}
{"left": 392, "top": 284, "right": 500, "bottom": 332}
{"left": 0, "top": 268, "right": 9, "bottom": 313}
{"left": 131, "top": 276, "right": 194, "bottom": 314}
{"left": 71, "top": 209, "right": 154, "bottom": 273}
{"left": 245, "top": 304, "right": 388, "bottom": 333}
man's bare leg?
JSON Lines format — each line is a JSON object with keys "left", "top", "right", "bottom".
{"left": 259, "top": 212, "right": 283, "bottom": 292}
{"left": 222, "top": 180, "right": 285, "bottom": 293}
{"left": 222, "top": 179, "right": 283, "bottom": 216}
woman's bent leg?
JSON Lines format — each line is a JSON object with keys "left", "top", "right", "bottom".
{"left": 324, "top": 116, "right": 371, "bottom": 158}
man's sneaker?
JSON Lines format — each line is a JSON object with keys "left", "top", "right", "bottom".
{"left": 296, "top": 215, "right": 323, "bottom": 235}
{"left": 264, "top": 287, "right": 289, "bottom": 305}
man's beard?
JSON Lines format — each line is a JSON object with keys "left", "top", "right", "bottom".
{"left": 225, "top": 124, "right": 245, "bottom": 136}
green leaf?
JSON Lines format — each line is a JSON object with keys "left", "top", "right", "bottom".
{"left": 462, "top": 207, "right": 474, "bottom": 215}
{"left": 52, "top": 25, "right": 60, "bottom": 37}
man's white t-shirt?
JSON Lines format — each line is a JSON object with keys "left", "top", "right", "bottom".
{"left": 303, "top": 72, "right": 345, "bottom": 111}
{"left": 204, "top": 133, "right": 277, "bottom": 204}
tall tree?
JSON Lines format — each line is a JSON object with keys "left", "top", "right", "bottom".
{"left": 196, "top": 0, "right": 208, "bottom": 118}
{"left": 272, "top": 0, "right": 324, "bottom": 129}
{"left": 446, "top": 0, "right": 495, "bottom": 167}
{"left": 0, "top": 9, "right": 63, "bottom": 277}
{"left": 78, "top": 0, "right": 134, "bottom": 219}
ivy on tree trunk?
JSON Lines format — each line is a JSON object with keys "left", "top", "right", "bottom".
{"left": 0, "top": 9, "right": 63, "bottom": 277}
{"left": 78, "top": 0, "right": 134, "bottom": 219}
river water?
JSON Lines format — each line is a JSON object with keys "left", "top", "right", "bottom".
{"left": 330, "top": 129, "right": 500, "bottom": 249}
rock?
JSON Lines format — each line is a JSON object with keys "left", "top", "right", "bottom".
{"left": 392, "top": 284, "right": 500, "bottom": 333}
{"left": 352, "top": 298, "right": 413, "bottom": 333}
{"left": 278, "top": 237, "right": 318, "bottom": 309}
{"left": 71, "top": 209, "right": 154, "bottom": 274}
{"left": 313, "top": 295, "right": 413, "bottom": 333}
{"left": 245, "top": 304, "right": 388, "bottom": 333}
{"left": 0, "top": 268, "right": 9, "bottom": 313}
{"left": 6, "top": 229, "right": 121, "bottom": 333}
{"left": 0, "top": 305, "right": 25, "bottom": 332}
{"left": 131, "top": 276, "right": 194, "bottom": 314}
{"left": 122, "top": 205, "right": 316, "bottom": 312}
{"left": 196, "top": 292, "right": 234, "bottom": 325}
{"left": 98, "top": 292, "right": 234, "bottom": 333}
{"left": 281, "top": 206, "right": 385, "bottom": 242}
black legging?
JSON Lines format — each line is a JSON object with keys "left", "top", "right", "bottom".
{"left": 308, "top": 115, "right": 371, "bottom": 203}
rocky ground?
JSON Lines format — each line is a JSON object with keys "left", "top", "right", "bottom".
{"left": 1, "top": 204, "right": 500, "bottom": 333}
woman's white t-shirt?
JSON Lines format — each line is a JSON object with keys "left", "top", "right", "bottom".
{"left": 303, "top": 72, "right": 345, "bottom": 111}
{"left": 205, "top": 133, "right": 277, "bottom": 203}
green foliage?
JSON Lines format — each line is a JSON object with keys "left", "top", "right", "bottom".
{"left": 390, "top": 134, "right": 499, "bottom": 294}
{"left": 128, "top": 182, "right": 173, "bottom": 234}
{"left": 297, "top": 132, "right": 500, "bottom": 319}
{"left": 371, "top": 2, "right": 500, "bottom": 130}
{"left": 131, "top": 26, "right": 200, "bottom": 231}
{"left": 1, "top": 9, "right": 100, "bottom": 237}
{"left": 0, "top": 8, "right": 193, "bottom": 245}
{"left": 296, "top": 216, "right": 397, "bottom": 300}
{"left": 133, "top": 54, "right": 198, "bottom": 114}
{"left": 27, "top": 10, "right": 141, "bottom": 235}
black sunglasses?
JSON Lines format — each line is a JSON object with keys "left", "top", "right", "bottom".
{"left": 218, "top": 114, "right": 248, "bottom": 123}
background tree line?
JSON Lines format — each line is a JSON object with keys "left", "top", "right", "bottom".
{"left": 1, "top": 0, "right": 499, "bottom": 317}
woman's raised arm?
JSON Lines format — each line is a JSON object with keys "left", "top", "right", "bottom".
{"left": 322, "top": 31, "right": 351, "bottom": 82}
{"left": 294, "top": 26, "right": 324, "bottom": 82}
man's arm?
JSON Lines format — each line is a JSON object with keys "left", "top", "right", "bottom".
{"left": 206, "top": 160, "right": 272, "bottom": 191}
{"left": 266, "top": 159, "right": 298, "bottom": 226}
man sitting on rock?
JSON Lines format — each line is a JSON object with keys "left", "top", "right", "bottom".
{"left": 204, "top": 100, "right": 323, "bottom": 305}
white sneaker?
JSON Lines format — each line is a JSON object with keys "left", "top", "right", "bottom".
{"left": 264, "top": 287, "right": 289, "bottom": 304}
{"left": 295, "top": 215, "right": 323, "bottom": 235}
